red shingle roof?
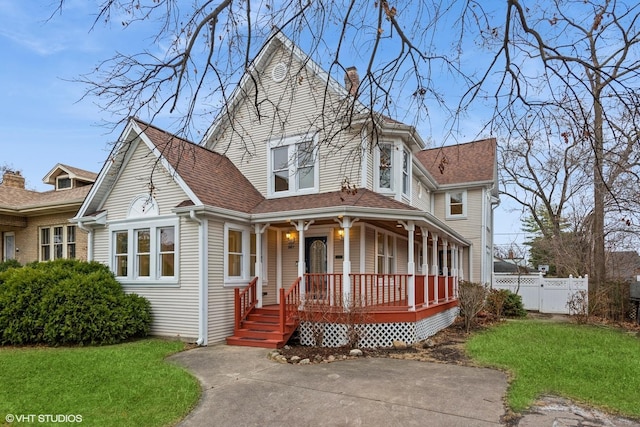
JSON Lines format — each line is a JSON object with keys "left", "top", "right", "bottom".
{"left": 136, "top": 120, "right": 265, "bottom": 214}
{"left": 416, "top": 138, "right": 496, "bottom": 185}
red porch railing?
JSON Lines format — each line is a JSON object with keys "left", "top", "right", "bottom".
{"left": 279, "top": 277, "right": 302, "bottom": 334}
{"left": 234, "top": 276, "right": 258, "bottom": 331}
{"left": 351, "top": 274, "right": 411, "bottom": 308}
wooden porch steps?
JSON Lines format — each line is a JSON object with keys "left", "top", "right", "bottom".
{"left": 226, "top": 306, "right": 298, "bottom": 349}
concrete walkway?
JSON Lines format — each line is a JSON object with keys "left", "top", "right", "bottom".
{"left": 169, "top": 345, "right": 508, "bottom": 427}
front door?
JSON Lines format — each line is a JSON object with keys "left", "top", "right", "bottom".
{"left": 3, "top": 232, "right": 15, "bottom": 261}
{"left": 305, "top": 236, "right": 327, "bottom": 298}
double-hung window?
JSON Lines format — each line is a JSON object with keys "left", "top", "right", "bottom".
{"left": 402, "top": 149, "right": 410, "bottom": 196}
{"left": 268, "top": 134, "right": 318, "bottom": 197}
{"left": 110, "top": 219, "right": 177, "bottom": 284}
{"left": 375, "top": 231, "right": 396, "bottom": 274}
{"left": 446, "top": 190, "right": 467, "bottom": 219}
{"left": 378, "top": 143, "right": 393, "bottom": 191}
{"left": 39, "top": 225, "right": 77, "bottom": 261}
{"left": 224, "top": 224, "right": 257, "bottom": 285}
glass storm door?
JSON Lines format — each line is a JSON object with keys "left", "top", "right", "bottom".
{"left": 3, "top": 233, "right": 15, "bottom": 261}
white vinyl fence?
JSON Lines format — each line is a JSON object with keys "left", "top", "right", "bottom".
{"left": 492, "top": 273, "right": 588, "bottom": 314}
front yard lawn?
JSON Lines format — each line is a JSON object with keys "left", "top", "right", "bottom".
{"left": 467, "top": 320, "right": 640, "bottom": 418}
{"left": 0, "top": 339, "right": 200, "bottom": 426}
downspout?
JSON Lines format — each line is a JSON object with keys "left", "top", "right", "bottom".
{"left": 76, "top": 221, "right": 93, "bottom": 261}
{"left": 189, "top": 210, "right": 208, "bottom": 346}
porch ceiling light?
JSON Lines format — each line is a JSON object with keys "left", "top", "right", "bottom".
{"left": 337, "top": 228, "right": 344, "bottom": 240}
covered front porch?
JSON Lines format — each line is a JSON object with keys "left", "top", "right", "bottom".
{"left": 227, "top": 215, "right": 467, "bottom": 348}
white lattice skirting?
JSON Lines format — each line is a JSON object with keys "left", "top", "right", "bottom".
{"left": 298, "top": 307, "right": 459, "bottom": 348}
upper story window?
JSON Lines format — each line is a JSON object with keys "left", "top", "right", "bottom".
{"left": 56, "top": 176, "right": 72, "bottom": 190}
{"left": 378, "top": 143, "right": 393, "bottom": 190}
{"left": 268, "top": 134, "right": 319, "bottom": 197}
{"left": 402, "top": 149, "right": 410, "bottom": 196}
{"left": 40, "top": 225, "right": 76, "bottom": 261}
{"left": 446, "top": 190, "right": 467, "bottom": 219}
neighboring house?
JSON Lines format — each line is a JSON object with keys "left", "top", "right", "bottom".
{"left": 0, "top": 165, "right": 97, "bottom": 264}
{"left": 606, "top": 251, "right": 640, "bottom": 283}
{"left": 73, "top": 33, "right": 498, "bottom": 348}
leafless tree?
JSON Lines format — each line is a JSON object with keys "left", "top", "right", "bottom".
{"left": 52, "top": 1, "right": 640, "bottom": 289}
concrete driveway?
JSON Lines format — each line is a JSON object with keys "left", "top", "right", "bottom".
{"left": 169, "top": 345, "right": 508, "bottom": 427}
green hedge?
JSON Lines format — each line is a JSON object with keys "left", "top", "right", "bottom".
{"left": 0, "top": 260, "right": 151, "bottom": 345}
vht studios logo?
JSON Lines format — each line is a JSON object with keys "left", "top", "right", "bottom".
{"left": 5, "top": 414, "right": 83, "bottom": 423}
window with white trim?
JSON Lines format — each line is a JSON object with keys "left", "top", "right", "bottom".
{"left": 268, "top": 134, "right": 318, "bottom": 197}
{"left": 110, "top": 219, "right": 177, "bottom": 284}
{"left": 402, "top": 149, "right": 410, "bottom": 195}
{"left": 40, "top": 225, "right": 77, "bottom": 261}
{"left": 375, "top": 231, "right": 396, "bottom": 274}
{"left": 378, "top": 143, "right": 393, "bottom": 190}
{"left": 224, "top": 224, "right": 257, "bottom": 284}
{"left": 446, "top": 190, "right": 467, "bottom": 218}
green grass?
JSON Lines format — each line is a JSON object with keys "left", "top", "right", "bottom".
{"left": 0, "top": 339, "right": 200, "bottom": 426}
{"left": 467, "top": 320, "right": 640, "bottom": 417}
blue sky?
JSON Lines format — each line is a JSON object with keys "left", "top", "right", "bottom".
{"left": 0, "top": 1, "right": 526, "bottom": 247}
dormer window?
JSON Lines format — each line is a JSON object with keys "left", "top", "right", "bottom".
{"left": 56, "top": 176, "right": 72, "bottom": 190}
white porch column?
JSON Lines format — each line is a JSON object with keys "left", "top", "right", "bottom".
{"left": 254, "top": 223, "right": 269, "bottom": 308}
{"left": 336, "top": 217, "right": 357, "bottom": 307}
{"left": 442, "top": 239, "right": 449, "bottom": 301}
{"left": 451, "top": 243, "right": 458, "bottom": 299}
{"left": 431, "top": 233, "right": 439, "bottom": 276}
{"left": 399, "top": 220, "right": 416, "bottom": 311}
{"left": 293, "top": 220, "right": 314, "bottom": 301}
{"left": 458, "top": 246, "right": 465, "bottom": 281}
{"left": 421, "top": 227, "right": 429, "bottom": 307}
{"left": 431, "top": 233, "right": 439, "bottom": 303}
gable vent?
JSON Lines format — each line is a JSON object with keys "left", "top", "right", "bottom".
{"left": 272, "top": 62, "right": 288, "bottom": 83}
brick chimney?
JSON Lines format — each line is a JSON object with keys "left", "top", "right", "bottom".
{"left": 2, "top": 170, "right": 25, "bottom": 189}
{"left": 344, "top": 66, "right": 359, "bottom": 96}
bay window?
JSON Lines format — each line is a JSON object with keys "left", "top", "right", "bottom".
{"left": 110, "top": 219, "right": 177, "bottom": 284}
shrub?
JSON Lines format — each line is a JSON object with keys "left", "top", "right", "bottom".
{"left": 0, "top": 259, "right": 21, "bottom": 273}
{"left": 0, "top": 259, "right": 151, "bottom": 345}
{"left": 501, "top": 289, "right": 527, "bottom": 318}
{"left": 458, "top": 281, "right": 488, "bottom": 333}
{"left": 485, "top": 288, "right": 509, "bottom": 319}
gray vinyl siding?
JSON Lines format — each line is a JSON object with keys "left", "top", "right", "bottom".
{"left": 101, "top": 140, "right": 188, "bottom": 220}
{"left": 206, "top": 219, "right": 236, "bottom": 345}
{"left": 411, "top": 178, "right": 431, "bottom": 212}
{"left": 92, "top": 139, "right": 200, "bottom": 340}
{"left": 206, "top": 46, "right": 365, "bottom": 196}
{"left": 364, "top": 226, "right": 376, "bottom": 273}
{"left": 434, "top": 187, "right": 485, "bottom": 283}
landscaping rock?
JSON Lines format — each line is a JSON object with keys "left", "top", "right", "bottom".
{"left": 393, "top": 340, "right": 408, "bottom": 350}
{"left": 299, "top": 358, "right": 311, "bottom": 365}
{"left": 349, "top": 349, "right": 363, "bottom": 357}
{"left": 290, "top": 356, "right": 301, "bottom": 363}
{"left": 326, "top": 355, "right": 336, "bottom": 362}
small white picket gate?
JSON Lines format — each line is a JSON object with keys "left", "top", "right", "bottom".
{"left": 492, "top": 273, "right": 588, "bottom": 314}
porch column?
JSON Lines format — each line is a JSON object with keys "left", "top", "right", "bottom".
{"left": 254, "top": 224, "right": 269, "bottom": 308}
{"left": 431, "top": 233, "right": 439, "bottom": 303}
{"left": 336, "top": 217, "right": 357, "bottom": 307}
{"left": 420, "top": 228, "right": 429, "bottom": 275}
{"left": 399, "top": 220, "right": 416, "bottom": 311}
{"left": 442, "top": 239, "right": 449, "bottom": 301}
{"left": 451, "top": 243, "right": 458, "bottom": 299}
{"left": 458, "top": 246, "right": 465, "bottom": 281}
{"left": 420, "top": 227, "right": 429, "bottom": 307}
{"left": 293, "top": 220, "right": 314, "bottom": 301}
{"left": 431, "top": 233, "right": 439, "bottom": 276}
